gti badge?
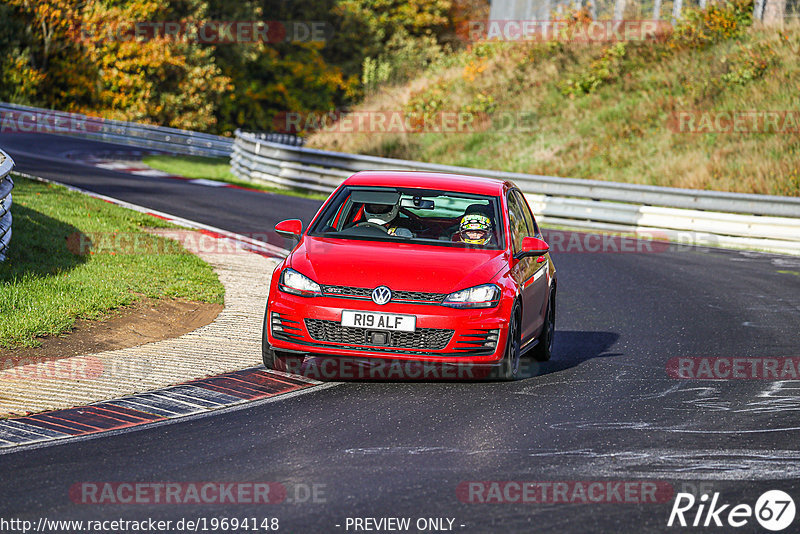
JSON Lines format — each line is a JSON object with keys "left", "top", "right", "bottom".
{"left": 372, "top": 286, "right": 392, "bottom": 305}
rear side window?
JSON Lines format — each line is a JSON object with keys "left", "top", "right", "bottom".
{"left": 512, "top": 190, "right": 540, "bottom": 236}
{"left": 507, "top": 191, "right": 529, "bottom": 254}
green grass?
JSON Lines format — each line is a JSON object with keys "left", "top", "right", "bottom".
{"left": 142, "top": 155, "right": 328, "bottom": 200}
{"left": 0, "top": 176, "right": 225, "bottom": 348}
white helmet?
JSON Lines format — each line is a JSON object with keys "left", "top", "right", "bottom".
{"left": 364, "top": 203, "right": 398, "bottom": 225}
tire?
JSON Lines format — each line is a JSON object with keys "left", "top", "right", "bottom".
{"left": 499, "top": 304, "right": 522, "bottom": 380}
{"left": 532, "top": 289, "right": 555, "bottom": 362}
{"left": 262, "top": 344, "right": 304, "bottom": 373}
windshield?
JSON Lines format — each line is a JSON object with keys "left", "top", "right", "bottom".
{"left": 309, "top": 187, "right": 504, "bottom": 250}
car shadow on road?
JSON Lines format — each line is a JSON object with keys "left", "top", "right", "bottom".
{"left": 291, "top": 330, "right": 621, "bottom": 383}
{"left": 518, "top": 330, "right": 621, "bottom": 379}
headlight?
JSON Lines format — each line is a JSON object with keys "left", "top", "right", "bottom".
{"left": 442, "top": 284, "right": 500, "bottom": 308}
{"left": 279, "top": 268, "right": 321, "bottom": 297}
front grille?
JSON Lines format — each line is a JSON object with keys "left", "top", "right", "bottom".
{"left": 321, "top": 286, "right": 372, "bottom": 298}
{"left": 305, "top": 319, "right": 453, "bottom": 350}
{"left": 393, "top": 290, "right": 447, "bottom": 303}
{"left": 321, "top": 285, "right": 446, "bottom": 303}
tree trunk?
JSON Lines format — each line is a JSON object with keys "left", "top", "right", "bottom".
{"left": 753, "top": 0, "right": 766, "bottom": 20}
{"left": 652, "top": 0, "right": 662, "bottom": 20}
{"left": 41, "top": 18, "right": 51, "bottom": 72}
{"left": 614, "top": 0, "right": 626, "bottom": 20}
{"left": 762, "top": 0, "right": 786, "bottom": 25}
{"left": 541, "top": 0, "right": 552, "bottom": 19}
{"left": 672, "top": 0, "right": 683, "bottom": 22}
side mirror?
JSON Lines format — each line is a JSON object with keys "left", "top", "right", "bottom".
{"left": 515, "top": 236, "right": 550, "bottom": 260}
{"left": 275, "top": 219, "right": 302, "bottom": 241}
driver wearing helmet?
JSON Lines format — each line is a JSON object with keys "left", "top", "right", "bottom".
{"left": 456, "top": 212, "right": 494, "bottom": 246}
{"left": 363, "top": 203, "right": 414, "bottom": 238}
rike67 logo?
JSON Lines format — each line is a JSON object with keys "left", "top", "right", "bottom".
{"left": 668, "top": 490, "right": 796, "bottom": 531}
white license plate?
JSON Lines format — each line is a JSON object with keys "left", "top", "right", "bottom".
{"left": 341, "top": 310, "right": 416, "bottom": 332}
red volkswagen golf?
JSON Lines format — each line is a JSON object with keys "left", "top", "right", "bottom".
{"left": 263, "top": 171, "right": 556, "bottom": 380}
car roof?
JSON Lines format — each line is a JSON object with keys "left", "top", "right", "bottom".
{"left": 343, "top": 171, "right": 508, "bottom": 196}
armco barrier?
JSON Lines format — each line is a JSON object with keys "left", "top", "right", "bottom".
{"left": 0, "top": 149, "right": 14, "bottom": 262}
{"left": 0, "top": 102, "right": 232, "bottom": 157}
{"left": 231, "top": 129, "right": 800, "bottom": 255}
{"left": 0, "top": 102, "right": 304, "bottom": 157}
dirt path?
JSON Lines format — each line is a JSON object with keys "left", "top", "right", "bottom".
{"left": 0, "top": 298, "right": 222, "bottom": 362}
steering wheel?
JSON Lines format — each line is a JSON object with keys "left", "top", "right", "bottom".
{"left": 353, "top": 221, "right": 389, "bottom": 233}
{"left": 399, "top": 207, "right": 424, "bottom": 223}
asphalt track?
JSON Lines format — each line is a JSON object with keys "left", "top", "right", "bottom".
{"left": 1, "top": 132, "right": 800, "bottom": 533}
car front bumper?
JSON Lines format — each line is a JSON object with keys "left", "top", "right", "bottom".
{"left": 265, "top": 290, "right": 513, "bottom": 365}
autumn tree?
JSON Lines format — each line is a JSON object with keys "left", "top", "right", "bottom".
{"left": 0, "top": 0, "right": 95, "bottom": 108}
{"left": 0, "top": 0, "right": 462, "bottom": 133}
{"left": 207, "top": 0, "right": 353, "bottom": 133}
{"left": 79, "top": 0, "right": 230, "bottom": 131}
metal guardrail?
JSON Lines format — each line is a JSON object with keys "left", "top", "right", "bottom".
{"left": 233, "top": 130, "right": 800, "bottom": 217}
{"left": 0, "top": 150, "right": 15, "bottom": 262}
{"left": 232, "top": 129, "right": 800, "bottom": 255}
{"left": 0, "top": 102, "right": 233, "bottom": 157}
{"left": 248, "top": 132, "right": 305, "bottom": 147}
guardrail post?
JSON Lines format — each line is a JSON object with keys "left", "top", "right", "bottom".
{"left": 0, "top": 149, "right": 15, "bottom": 263}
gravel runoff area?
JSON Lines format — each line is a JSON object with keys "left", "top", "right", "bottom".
{"left": 0, "top": 229, "right": 277, "bottom": 416}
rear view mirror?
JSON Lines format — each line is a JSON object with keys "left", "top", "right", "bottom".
{"left": 515, "top": 237, "right": 550, "bottom": 260}
{"left": 275, "top": 219, "right": 302, "bottom": 241}
{"left": 400, "top": 198, "right": 435, "bottom": 210}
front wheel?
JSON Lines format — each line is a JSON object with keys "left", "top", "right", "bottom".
{"left": 262, "top": 344, "right": 304, "bottom": 373}
{"left": 499, "top": 304, "right": 522, "bottom": 380}
{"left": 532, "top": 290, "right": 555, "bottom": 362}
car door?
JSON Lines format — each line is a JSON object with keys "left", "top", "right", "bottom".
{"left": 507, "top": 190, "right": 545, "bottom": 344}
{"left": 515, "top": 190, "right": 550, "bottom": 343}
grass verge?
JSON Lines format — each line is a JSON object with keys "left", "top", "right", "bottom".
{"left": 0, "top": 176, "right": 224, "bottom": 348}
{"left": 141, "top": 155, "right": 328, "bottom": 200}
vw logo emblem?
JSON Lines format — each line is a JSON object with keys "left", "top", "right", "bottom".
{"left": 372, "top": 286, "right": 392, "bottom": 305}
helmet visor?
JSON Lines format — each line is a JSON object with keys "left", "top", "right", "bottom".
{"left": 365, "top": 203, "right": 394, "bottom": 214}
